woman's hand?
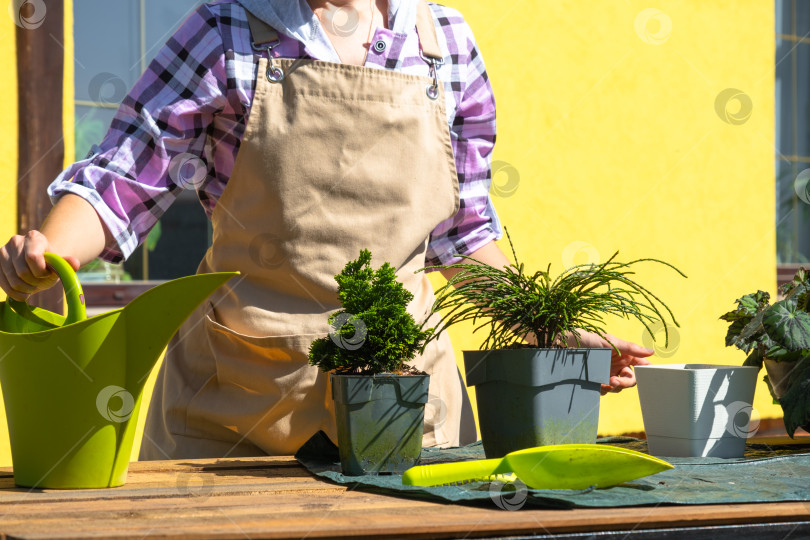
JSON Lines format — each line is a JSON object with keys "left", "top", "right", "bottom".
{"left": 567, "top": 330, "right": 653, "bottom": 395}
{"left": 0, "top": 231, "right": 80, "bottom": 302}
{"left": 0, "top": 194, "right": 112, "bottom": 302}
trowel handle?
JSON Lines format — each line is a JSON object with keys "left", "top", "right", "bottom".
{"left": 402, "top": 458, "right": 504, "bottom": 487}
{"left": 43, "top": 252, "right": 87, "bottom": 325}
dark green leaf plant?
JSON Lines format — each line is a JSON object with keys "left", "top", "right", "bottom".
{"left": 720, "top": 267, "right": 810, "bottom": 435}
{"left": 422, "top": 229, "right": 684, "bottom": 354}
{"left": 308, "top": 249, "right": 434, "bottom": 375}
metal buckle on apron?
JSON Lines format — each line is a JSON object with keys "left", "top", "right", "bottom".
{"left": 420, "top": 50, "right": 444, "bottom": 101}
{"left": 252, "top": 39, "right": 285, "bottom": 83}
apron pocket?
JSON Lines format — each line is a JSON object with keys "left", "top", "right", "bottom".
{"left": 202, "top": 306, "right": 324, "bottom": 396}
{"left": 183, "top": 304, "right": 331, "bottom": 451}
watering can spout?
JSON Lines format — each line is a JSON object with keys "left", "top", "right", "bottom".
{"left": 122, "top": 271, "right": 238, "bottom": 381}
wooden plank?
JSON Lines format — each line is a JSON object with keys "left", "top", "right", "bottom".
{"left": 1, "top": 499, "right": 810, "bottom": 539}
{"left": 1, "top": 460, "right": 810, "bottom": 538}
{"left": 0, "top": 483, "right": 809, "bottom": 539}
{"left": 0, "top": 456, "right": 300, "bottom": 479}
{"left": 0, "top": 476, "right": 345, "bottom": 504}
{"left": 126, "top": 456, "right": 301, "bottom": 472}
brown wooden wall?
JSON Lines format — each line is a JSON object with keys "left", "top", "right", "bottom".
{"left": 15, "top": 0, "right": 65, "bottom": 312}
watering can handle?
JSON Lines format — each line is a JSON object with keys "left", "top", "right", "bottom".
{"left": 7, "top": 253, "right": 87, "bottom": 325}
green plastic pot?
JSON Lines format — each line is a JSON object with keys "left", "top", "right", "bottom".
{"left": 464, "top": 348, "right": 611, "bottom": 459}
{"left": 331, "top": 373, "right": 429, "bottom": 475}
{"left": 0, "top": 253, "right": 236, "bottom": 489}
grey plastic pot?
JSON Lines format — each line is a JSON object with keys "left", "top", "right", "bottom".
{"left": 464, "top": 348, "right": 611, "bottom": 459}
{"left": 331, "top": 373, "right": 429, "bottom": 476}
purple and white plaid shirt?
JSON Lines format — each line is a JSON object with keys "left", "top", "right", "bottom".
{"left": 49, "top": 0, "right": 500, "bottom": 266}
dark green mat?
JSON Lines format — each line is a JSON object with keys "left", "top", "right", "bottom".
{"left": 294, "top": 432, "right": 810, "bottom": 509}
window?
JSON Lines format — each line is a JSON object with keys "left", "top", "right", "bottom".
{"left": 73, "top": 0, "right": 210, "bottom": 284}
{"left": 776, "top": 0, "right": 810, "bottom": 265}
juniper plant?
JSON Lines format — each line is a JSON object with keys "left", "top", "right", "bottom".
{"left": 423, "top": 230, "right": 684, "bottom": 353}
{"left": 309, "top": 249, "right": 434, "bottom": 375}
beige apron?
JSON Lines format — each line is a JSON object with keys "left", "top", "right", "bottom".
{"left": 139, "top": 0, "right": 476, "bottom": 460}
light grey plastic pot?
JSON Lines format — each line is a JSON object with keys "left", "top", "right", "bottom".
{"left": 635, "top": 364, "right": 759, "bottom": 458}
{"left": 331, "top": 373, "right": 429, "bottom": 476}
{"left": 464, "top": 348, "right": 611, "bottom": 459}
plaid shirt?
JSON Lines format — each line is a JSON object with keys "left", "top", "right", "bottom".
{"left": 49, "top": 0, "right": 500, "bottom": 265}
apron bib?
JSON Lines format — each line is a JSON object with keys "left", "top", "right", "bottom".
{"left": 139, "top": 0, "right": 476, "bottom": 459}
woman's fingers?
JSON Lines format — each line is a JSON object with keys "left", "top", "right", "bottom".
{"left": 12, "top": 236, "right": 48, "bottom": 288}
{"left": 0, "top": 232, "right": 58, "bottom": 301}
{"left": 604, "top": 333, "right": 654, "bottom": 359}
{"left": 0, "top": 256, "right": 30, "bottom": 301}
{"left": 602, "top": 366, "right": 640, "bottom": 394}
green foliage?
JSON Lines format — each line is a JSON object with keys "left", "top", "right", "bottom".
{"left": 720, "top": 268, "right": 810, "bottom": 365}
{"left": 308, "top": 249, "right": 434, "bottom": 374}
{"left": 423, "top": 229, "right": 684, "bottom": 352}
{"left": 145, "top": 221, "right": 162, "bottom": 252}
{"left": 720, "top": 290, "right": 771, "bottom": 353}
{"left": 720, "top": 267, "right": 810, "bottom": 436}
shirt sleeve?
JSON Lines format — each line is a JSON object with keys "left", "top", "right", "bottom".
{"left": 425, "top": 9, "right": 501, "bottom": 268}
{"left": 48, "top": 4, "right": 228, "bottom": 263}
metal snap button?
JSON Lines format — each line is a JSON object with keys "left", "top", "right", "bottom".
{"left": 373, "top": 40, "right": 387, "bottom": 53}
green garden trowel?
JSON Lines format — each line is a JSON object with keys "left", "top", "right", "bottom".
{"left": 402, "top": 444, "right": 673, "bottom": 490}
{"left": 0, "top": 253, "right": 237, "bottom": 489}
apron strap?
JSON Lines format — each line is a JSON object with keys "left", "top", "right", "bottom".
{"left": 245, "top": 9, "right": 280, "bottom": 49}
{"left": 415, "top": 0, "right": 444, "bottom": 62}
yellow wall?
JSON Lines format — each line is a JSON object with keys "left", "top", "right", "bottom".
{"left": 0, "top": 0, "right": 18, "bottom": 467}
{"left": 436, "top": 0, "right": 778, "bottom": 434}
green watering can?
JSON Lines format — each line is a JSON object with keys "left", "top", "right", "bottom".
{"left": 0, "top": 253, "right": 237, "bottom": 489}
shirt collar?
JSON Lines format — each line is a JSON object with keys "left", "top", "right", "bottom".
{"left": 235, "top": 0, "right": 417, "bottom": 63}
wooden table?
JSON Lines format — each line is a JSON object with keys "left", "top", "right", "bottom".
{"left": 1, "top": 457, "right": 809, "bottom": 539}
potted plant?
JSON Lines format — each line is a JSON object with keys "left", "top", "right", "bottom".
{"left": 309, "top": 249, "right": 435, "bottom": 475}
{"left": 720, "top": 267, "right": 810, "bottom": 437}
{"left": 425, "top": 231, "right": 683, "bottom": 459}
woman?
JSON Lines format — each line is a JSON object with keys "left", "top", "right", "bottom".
{"left": 0, "top": 0, "right": 651, "bottom": 459}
